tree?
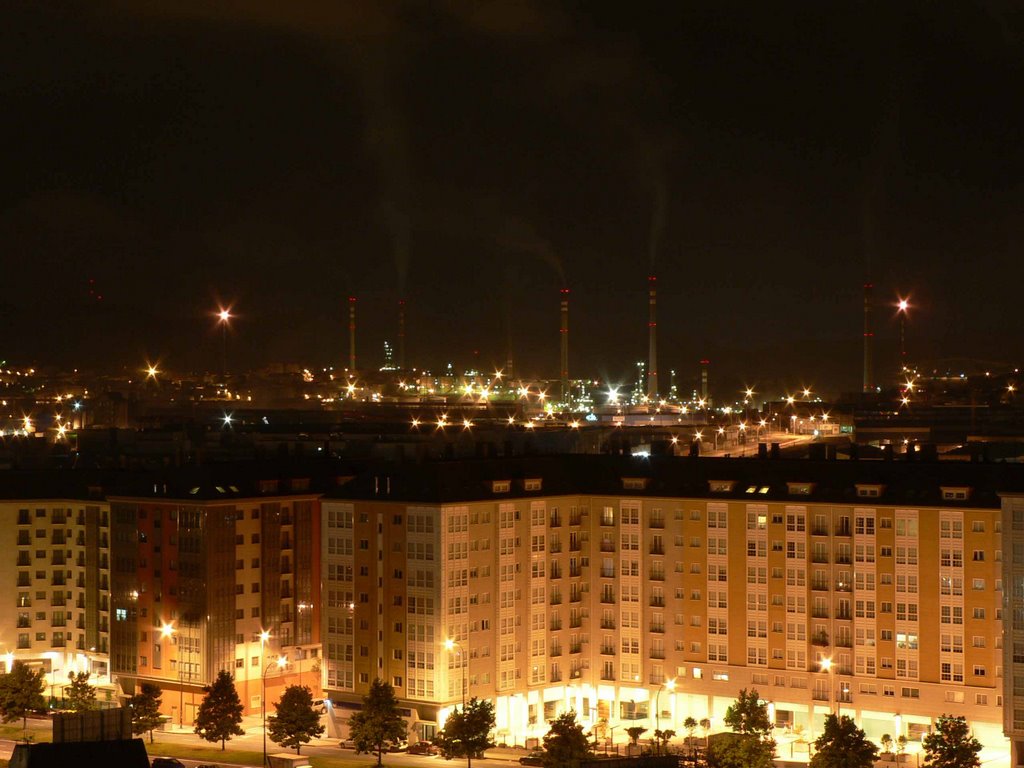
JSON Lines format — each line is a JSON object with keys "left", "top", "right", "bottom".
{"left": 0, "top": 662, "right": 46, "bottom": 738}
{"left": 653, "top": 729, "right": 676, "bottom": 755}
{"left": 435, "top": 697, "right": 495, "bottom": 768}
{"left": 542, "top": 711, "right": 590, "bottom": 768}
{"left": 707, "top": 689, "right": 775, "bottom": 768}
{"left": 896, "top": 735, "right": 908, "bottom": 760}
{"left": 626, "top": 726, "right": 647, "bottom": 745}
{"left": 194, "top": 670, "right": 244, "bottom": 750}
{"left": 700, "top": 718, "right": 711, "bottom": 737}
{"left": 128, "top": 683, "right": 163, "bottom": 743}
{"left": 810, "top": 714, "right": 878, "bottom": 768}
{"left": 922, "top": 715, "right": 982, "bottom": 768}
{"left": 347, "top": 678, "right": 406, "bottom": 766}
{"left": 268, "top": 685, "right": 325, "bottom": 754}
{"left": 881, "top": 734, "right": 893, "bottom": 757}
{"left": 65, "top": 671, "right": 97, "bottom": 712}
{"left": 723, "top": 688, "right": 772, "bottom": 736}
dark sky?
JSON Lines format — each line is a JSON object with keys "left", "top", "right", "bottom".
{"left": 4, "top": 2, "right": 1024, "bottom": 396}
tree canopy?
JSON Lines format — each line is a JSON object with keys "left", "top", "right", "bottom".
{"left": 0, "top": 662, "right": 46, "bottom": 737}
{"left": 268, "top": 685, "right": 325, "bottom": 754}
{"left": 194, "top": 670, "right": 244, "bottom": 750}
{"left": 347, "top": 678, "right": 407, "bottom": 766}
{"left": 65, "top": 671, "right": 97, "bottom": 712}
{"left": 435, "top": 697, "right": 495, "bottom": 768}
{"left": 810, "top": 714, "right": 878, "bottom": 768}
{"left": 129, "top": 683, "right": 163, "bottom": 743}
{"left": 542, "top": 711, "right": 591, "bottom": 768}
{"left": 922, "top": 715, "right": 982, "bottom": 768}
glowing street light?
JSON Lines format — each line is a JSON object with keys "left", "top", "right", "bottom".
{"left": 820, "top": 657, "right": 835, "bottom": 714}
{"left": 655, "top": 678, "right": 676, "bottom": 744}
{"left": 145, "top": 363, "right": 160, "bottom": 381}
{"left": 896, "top": 296, "right": 910, "bottom": 364}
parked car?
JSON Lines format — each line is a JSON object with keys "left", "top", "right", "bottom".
{"left": 408, "top": 741, "right": 439, "bottom": 755}
{"left": 519, "top": 750, "right": 545, "bottom": 766}
{"left": 152, "top": 759, "right": 186, "bottom": 768}
{"left": 388, "top": 740, "right": 409, "bottom": 752}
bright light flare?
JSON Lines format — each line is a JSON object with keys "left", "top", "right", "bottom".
{"left": 222, "top": 413, "right": 233, "bottom": 427}
{"left": 896, "top": 297, "right": 910, "bottom": 313}
{"left": 694, "top": 430, "right": 703, "bottom": 441}
{"left": 216, "top": 307, "right": 233, "bottom": 324}
{"left": 145, "top": 364, "right": 160, "bottom": 380}
{"left": 160, "top": 622, "right": 175, "bottom": 638}
{"left": 462, "top": 418, "right": 473, "bottom": 429}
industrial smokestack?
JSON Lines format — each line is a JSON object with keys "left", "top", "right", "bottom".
{"left": 348, "top": 296, "right": 357, "bottom": 372}
{"left": 700, "top": 359, "right": 710, "bottom": 401}
{"left": 862, "top": 282, "right": 873, "bottom": 392}
{"left": 559, "top": 288, "right": 569, "bottom": 402}
{"left": 647, "top": 275, "right": 658, "bottom": 399}
{"left": 397, "top": 299, "right": 406, "bottom": 370}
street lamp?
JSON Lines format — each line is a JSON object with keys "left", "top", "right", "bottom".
{"left": 444, "top": 638, "right": 467, "bottom": 708}
{"left": 262, "top": 654, "right": 287, "bottom": 767}
{"left": 655, "top": 678, "right": 675, "bottom": 744}
{"left": 160, "top": 622, "right": 180, "bottom": 726}
{"left": 820, "top": 657, "right": 834, "bottom": 715}
{"left": 896, "top": 296, "right": 910, "bottom": 367}
{"left": 215, "top": 306, "right": 233, "bottom": 377}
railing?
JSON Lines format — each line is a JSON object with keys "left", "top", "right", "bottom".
{"left": 650, "top": 596, "right": 665, "bottom": 607}
{"left": 570, "top": 592, "right": 582, "bottom": 603}
{"left": 569, "top": 643, "right": 582, "bottom": 654}
{"left": 550, "top": 595, "right": 562, "bottom": 605}
{"left": 550, "top": 620, "right": 562, "bottom": 631}
{"left": 569, "top": 515, "right": 582, "bottom": 526}
{"left": 811, "top": 554, "right": 829, "bottom": 564}
{"left": 649, "top": 519, "right": 665, "bottom": 529}
{"left": 834, "top": 583, "right": 852, "bottom": 592}
{"left": 550, "top": 567, "right": 562, "bottom": 579}
{"left": 835, "top": 554, "right": 852, "bottom": 565}
{"left": 649, "top": 545, "right": 665, "bottom": 555}
{"left": 569, "top": 618, "right": 581, "bottom": 628}
{"left": 600, "top": 594, "right": 615, "bottom": 604}
{"left": 835, "top": 526, "right": 852, "bottom": 537}
{"left": 17, "top": 617, "right": 29, "bottom": 628}
{"left": 835, "top": 610, "right": 852, "bottom": 621}
{"left": 550, "top": 671, "right": 562, "bottom": 682}
{"left": 600, "top": 540, "right": 615, "bottom": 553}
{"left": 600, "top": 645, "right": 616, "bottom": 655}
{"left": 550, "top": 646, "right": 562, "bottom": 657}
{"left": 601, "top": 619, "right": 616, "bottom": 629}
{"left": 16, "top": 554, "right": 30, "bottom": 566}
{"left": 811, "top": 608, "right": 829, "bottom": 618}
{"left": 811, "top": 527, "right": 829, "bottom": 536}
{"left": 550, "top": 543, "right": 562, "bottom": 553}
{"left": 649, "top": 650, "right": 665, "bottom": 659}
{"left": 811, "top": 580, "right": 829, "bottom": 591}
{"left": 600, "top": 568, "right": 615, "bottom": 578}
{"left": 835, "top": 638, "right": 853, "bottom": 648}
{"left": 600, "top": 672, "right": 615, "bottom": 681}
{"left": 569, "top": 566, "right": 582, "bottom": 577}
{"left": 649, "top": 623, "right": 665, "bottom": 633}
{"left": 649, "top": 571, "right": 665, "bottom": 581}
{"left": 550, "top": 515, "right": 562, "bottom": 528}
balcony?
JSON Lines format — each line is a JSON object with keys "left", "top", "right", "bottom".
{"left": 550, "top": 595, "right": 562, "bottom": 606}
{"left": 835, "top": 525, "right": 852, "bottom": 537}
{"left": 550, "top": 567, "right": 562, "bottom": 579}
{"left": 569, "top": 643, "right": 582, "bottom": 654}
{"left": 17, "top": 533, "right": 30, "bottom": 545}
{"left": 550, "top": 515, "right": 562, "bottom": 528}
{"left": 76, "top": 598, "right": 85, "bottom": 609}
{"left": 649, "top": 518, "right": 665, "bottom": 529}
{"left": 76, "top": 556, "right": 85, "bottom": 567}
{"left": 811, "top": 527, "right": 829, "bottom": 536}
{"left": 570, "top": 592, "right": 583, "bottom": 604}
{"left": 834, "top": 582, "right": 852, "bottom": 592}
{"left": 649, "top": 649, "right": 665, "bottom": 660}
{"left": 600, "top": 567, "right": 615, "bottom": 578}
{"left": 76, "top": 534, "right": 85, "bottom": 546}
{"left": 51, "top": 575, "right": 66, "bottom": 587}
{"left": 649, "top": 571, "right": 665, "bottom": 582}
{"left": 811, "top": 554, "right": 829, "bottom": 564}
{"left": 17, "top": 617, "right": 29, "bottom": 628}
{"left": 569, "top": 566, "right": 582, "bottom": 577}
{"left": 835, "top": 555, "right": 852, "bottom": 565}
{"left": 812, "top": 691, "right": 829, "bottom": 701}
{"left": 569, "top": 617, "right": 582, "bottom": 629}
{"left": 811, "top": 608, "right": 829, "bottom": 619}
{"left": 600, "top": 645, "right": 616, "bottom": 655}
{"left": 550, "top": 646, "right": 562, "bottom": 657}
{"left": 649, "top": 622, "right": 665, "bottom": 634}
{"left": 17, "top": 639, "right": 29, "bottom": 649}
{"left": 16, "top": 554, "right": 30, "bottom": 567}
{"left": 811, "top": 580, "right": 829, "bottom": 591}
{"left": 835, "top": 638, "right": 853, "bottom": 648}
{"left": 600, "top": 671, "right": 615, "bottom": 681}
{"left": 600, "top": 594, "right": 615, "bottom": 605}
{"left": 569, "top": 542, "right": 582, "bottom": 553}
{"left": 550, "top": 620, "right": 563, "bottom": 631}
{"left": 569, "top": 515, "right": 582, "bottom": 526}
{"left": 649, "top": 596, "right": 665, "bottom": 608}
{"left": 550, "top": 542, "right": 562, "bottom": 554}
{"left": 17, "top": 576, "right": 30, "bottom": 587}
{"left": 599, "top": 540, "right": 615, "bottom": 553}
{"left": 835, "top": 610, "right": 852, "bottom": 621}
{"left": 649, "top": 544, "right": 665, "bottom": 555}
{"left": 52, "top": 638, "right": 66, "bottom": 648}
{"left": 569, "top": 669, "right": 582, "bottom": 679}
{"left": 811, "top": 631, "right": 830, "bottom": 647}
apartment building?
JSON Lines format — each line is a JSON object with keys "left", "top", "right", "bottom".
{"left": 108, "top": 469, "right": 324, "bottom": 723}
{"left": 321, "top": 455, "right": 1022, "bottom": 749}
{"left": 0, "top": 475, "right": 112, "bottom": 703}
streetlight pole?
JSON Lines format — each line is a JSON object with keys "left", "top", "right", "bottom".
{"left": 215, "top": 307, "right": 232, "bottom": 378}
{"left": 444, "top": 638, "right": 466, "bottom": 708}
{"left": 821, "top": 657, "right": 834, "bottom": 716}
{"left": 262, "top": 654, "right": 287, "bottom": 768}
{"left": 654, "top": 679, "right": 675, "bottom": 753}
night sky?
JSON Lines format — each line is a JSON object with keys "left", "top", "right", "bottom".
{"left": 4, "top": 2, "right": 1024, "bottom": 396}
